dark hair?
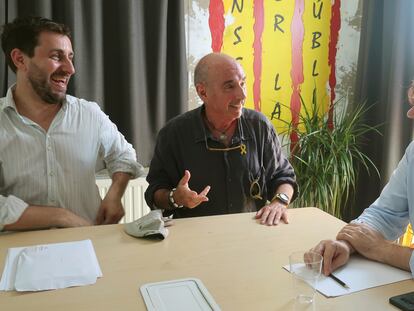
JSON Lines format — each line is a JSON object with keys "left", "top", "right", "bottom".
{"left": 1, "top": 16, "right": 72, "bottom": 72}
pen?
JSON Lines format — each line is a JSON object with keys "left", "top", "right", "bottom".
{"left": 329, "top": 273, "right": 349, "bottom": 289}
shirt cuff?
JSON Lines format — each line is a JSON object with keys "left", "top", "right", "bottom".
{"left": 0, "top": 195, "right": 29, "bottom": 231}
{"left": 107, "top": 161, "right": 145, "bottom": 179}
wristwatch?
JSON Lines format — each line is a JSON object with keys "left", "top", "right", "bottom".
{"left": 168, "top": 188, "right": 183, "bottom": 209}
{"left": 273, "top": 193, "right": 290, "bottom": 206}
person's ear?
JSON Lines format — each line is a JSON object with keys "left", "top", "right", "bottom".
{"left": 10, "top": 48, "right": 28, "bottom": 71}
{"left": 196, "top": 82, "right": 207, "bottom": 101}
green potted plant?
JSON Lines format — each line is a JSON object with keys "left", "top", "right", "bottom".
{"left": 281, "top": 89, "right": 380, "bottom": 219}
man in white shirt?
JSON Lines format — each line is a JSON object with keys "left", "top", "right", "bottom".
{"left": 309, "top": 83, "right": 414, "bottom": 278}
{"left": 0, "top": 16, "right": 143, "bottom": 231}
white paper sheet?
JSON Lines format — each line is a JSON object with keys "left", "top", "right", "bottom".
{"left": 283, "top": 254, "right": 413, "bottom": 297}
{"left": 0, "top": 239, "right": 102, "bottom": 292}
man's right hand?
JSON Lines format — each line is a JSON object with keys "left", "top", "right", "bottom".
{"left": 309, "top": 239, "right": 354, "bottom": 276}
{"left": 173, "top": 170, "right": 210, "bottom": 209}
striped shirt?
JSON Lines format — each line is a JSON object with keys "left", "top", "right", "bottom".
{"left": 0, "top": 85, "right": 143, "bottom": 230}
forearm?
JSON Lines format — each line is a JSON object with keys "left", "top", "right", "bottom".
{"left": 3, "top": 205, "right": 91, "bottom": 231}
{"left": 153, "top": 189, "right": 173, "bottom": 210}
{"left": 105, "top": 172, "right": 132, "bottom": 200}
{"left": 338, "top": 223, "right": 412, "bottom": 273}
{"left": 377, "top": 242, "right": 413, "bottom": 272}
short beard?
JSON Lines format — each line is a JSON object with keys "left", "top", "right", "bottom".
{"left": 27, "top": 64, "right": 66, "bottom": 105}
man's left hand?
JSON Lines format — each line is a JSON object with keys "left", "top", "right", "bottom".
{"left": 95, "top": 197, "right": 125, "bottom": 225}
{"left": 255, "top": 201, "right": 288, "bottom": 226}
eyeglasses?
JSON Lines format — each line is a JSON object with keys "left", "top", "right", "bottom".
{"left": 249, "top": 178, "right": 263, "bottom": 200}
{"left": 204, "top": 139, "right": 247, "bottom": 155}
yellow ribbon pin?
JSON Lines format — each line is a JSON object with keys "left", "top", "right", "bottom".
{"left": 240, "top": 143, "right": 247, "bottom": 155}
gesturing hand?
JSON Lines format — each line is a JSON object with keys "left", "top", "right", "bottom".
{"left": 173, "top": 170, "right": 210, "bottom": 208}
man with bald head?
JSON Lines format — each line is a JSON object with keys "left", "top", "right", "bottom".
{"left": 145, "top": 53, "right": 297, "bottom": 225}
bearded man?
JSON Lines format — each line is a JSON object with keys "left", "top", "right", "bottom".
{"left": 0, "top": 16, "right": 143, "bottom": 231}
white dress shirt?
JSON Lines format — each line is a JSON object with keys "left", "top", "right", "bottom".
{"left": 0, "top": 85, "right": 143, "bottom": 229}
{"left": 353, "top": 141, "right": 414, "bottom": 277}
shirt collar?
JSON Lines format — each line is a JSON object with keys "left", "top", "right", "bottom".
{"left": 193, "top": 105, "right": 208, "bottom": 143}
{"left": 1, "top": 83, "right": 69, "bottom": 113}
{"left": 2, "top": 84, "right": 18, "bottom": 112}
{"left": 193, "top": 104, "right": 251, "bottom": 143}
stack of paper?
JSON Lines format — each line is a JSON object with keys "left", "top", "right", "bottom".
{"left": 0, "top": 239, "right": 102, "bottom": 292}
{"left": 315, "top": 255, "right": 413, "bottom": 297}
{"left": 283, "top": 254, "right": 413, "bottom": 297}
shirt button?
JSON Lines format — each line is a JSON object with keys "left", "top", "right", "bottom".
{"left": 228, "top": 178, "right": 232, "bottom": 182}
{"left": 49, "top": 172, "right": 54, "bottom": 177}
{"left": 229, "top": 203, "right": 233, "bottom": 208}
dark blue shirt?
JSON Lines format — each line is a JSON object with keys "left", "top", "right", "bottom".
{"left": 145, "top": 105, "right": 297, "bottom": 218}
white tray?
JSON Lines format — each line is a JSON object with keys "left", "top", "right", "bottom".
{"left": 140, "top": 278, "right": 221, "bottom": 311}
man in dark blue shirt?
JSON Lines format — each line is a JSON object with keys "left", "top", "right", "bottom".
{"left": 145, "top": 53, "right": 297, "bottom": 226}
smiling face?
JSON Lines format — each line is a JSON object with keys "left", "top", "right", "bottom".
{"left": 24, "top": 31, "right": 75, "bottom": 105}
{"left": 196, "top": 54, "right": 246, "bottom": 123}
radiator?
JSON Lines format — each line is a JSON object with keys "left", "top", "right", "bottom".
{"left": 95, "top": 177, "right": 150, "bottom": 223}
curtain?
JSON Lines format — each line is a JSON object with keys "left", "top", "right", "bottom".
{"left": 344, "top": 0, "right": 414, "bottom": 221}
{"left": 0, "top": 0, "right": 187, "bottom": 166}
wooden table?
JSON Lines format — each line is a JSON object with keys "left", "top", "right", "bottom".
{"left": 0, "top": 207, "right": 412, "bottom": 310}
